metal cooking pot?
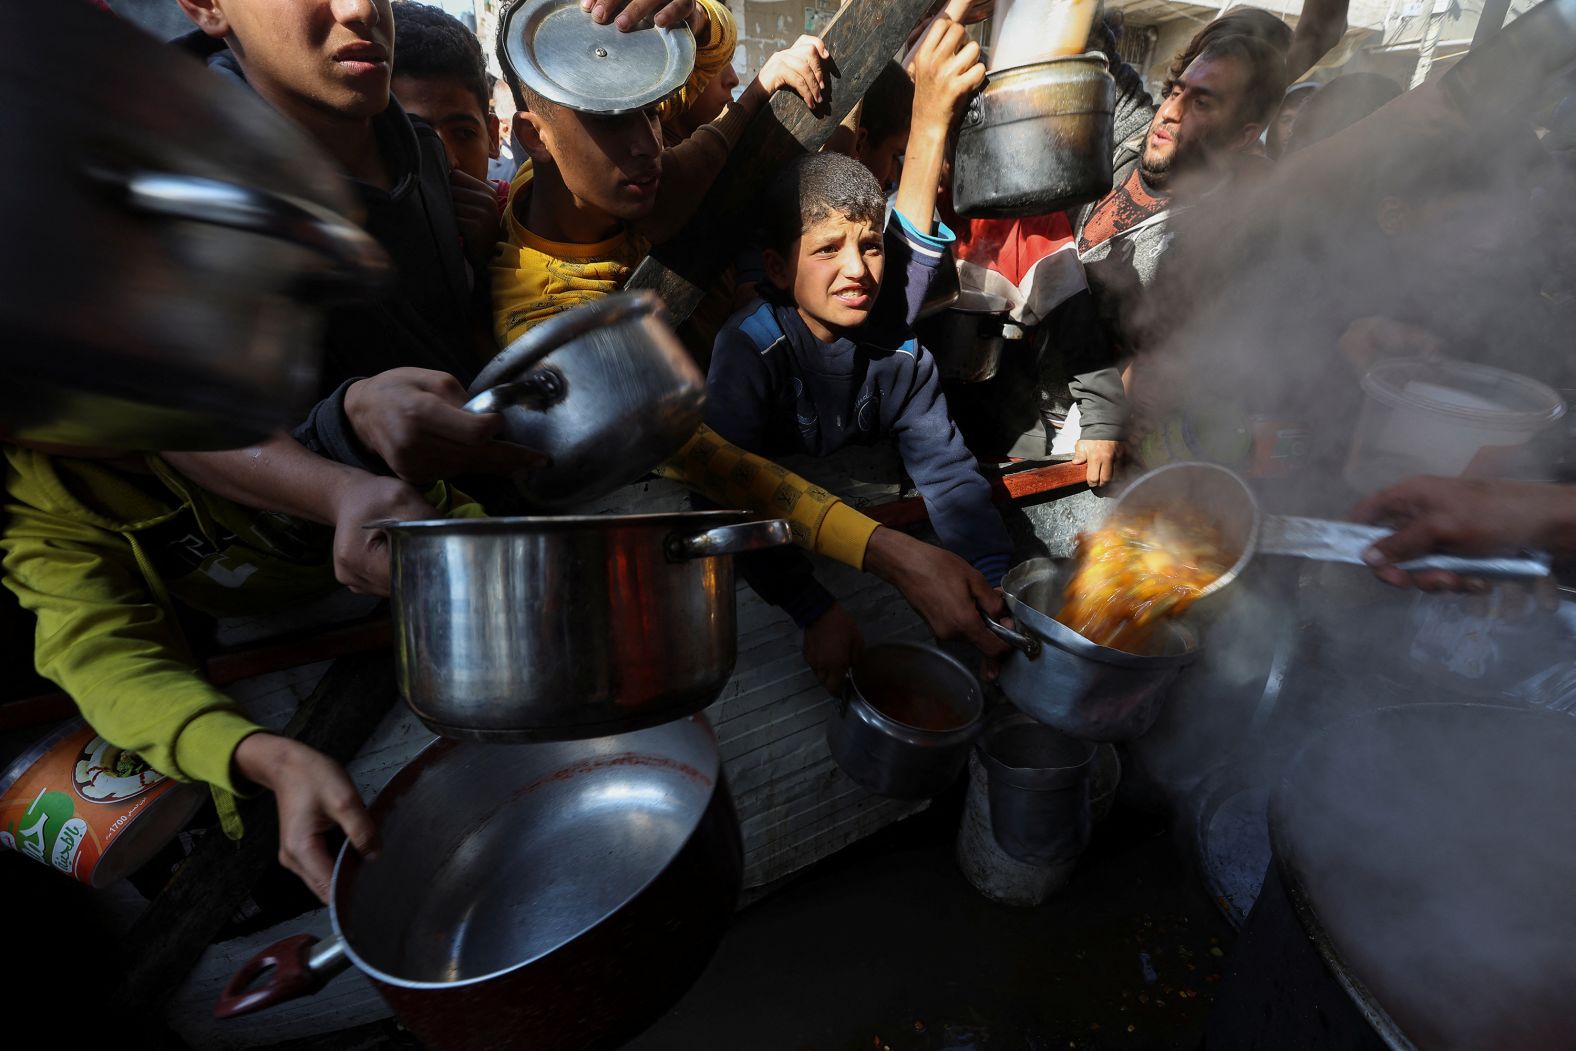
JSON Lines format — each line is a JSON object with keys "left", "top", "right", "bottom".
{"left": 215, "top": 717, "right": 742, "bottom": 1051}
{"left": 976, "top": 709, "right": 1095, "bottom": 865}
{"left": 953, "top": 53, "right": 1116, "bottom": 219}
{"left": 2, "top": 2, "right": 388, "bottom": 450}
{"left": 825, "top": 641, "right": 985, "bottom": 799}
{"left": 1209, "top": 703, "right": 1576, "bottom": 1050}
{"left": 464, "top": 291, "right": 706, "bottom": 509}
{"left": 983, "top": 558, "right": 1199, "bottom": 741}
{"left": 382, "top": 511, "right": 791, "bottom": 741}
{"left": 914, "top": 291, "right": 1022, "bottom": 383}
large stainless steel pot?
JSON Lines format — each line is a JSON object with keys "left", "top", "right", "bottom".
{"left": 383, "top": 511, "right": 791, "bottom": 741}
{"left": 952, "top": 54, "right": 1116, "bottom": 219}
{"left": 464, "top": 291, "right": 706, "bottom": 509}
{"left": 824, "top": 641, "right": 985, "bottom": 799}
{"left": 1, "top": 2, "right": 389, "bottom": 450}
{"left": 1209, "top": 703, "right": 1576, "bottom": 1051}
{"left": 215, "top": 717, "right": 742, "bottom": 1051}
{"left": 984, "top": 558, "right": 1199, "bottom": 741}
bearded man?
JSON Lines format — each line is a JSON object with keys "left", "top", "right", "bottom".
{"left": 1075, "top": 34, "right": 1287, "bottom": 349}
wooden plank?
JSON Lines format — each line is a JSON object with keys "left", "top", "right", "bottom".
{"left": 625, "top": 0, "right": 939, "bottom": 324}
{"left": 111, "top": 652, "right": 398, "bottom": 1020}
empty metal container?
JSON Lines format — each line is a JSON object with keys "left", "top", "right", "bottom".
{"left": 977, "top": 710, "right": 1096, "bottom": 865}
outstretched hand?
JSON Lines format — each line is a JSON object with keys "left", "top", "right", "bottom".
{"left": 907, "top": 10, "right": 986, "bottom": 133}
{"left": 345, "top": 367, "right": 547, "bottom": 487}
{"left": 863, "top": 527, "right": 1010, "bottom": 668}
{"left": 234, "top": 733, "right": 380, "bottom": 904}
{"left": 1352, "top": 475, "right": 1574, "bottom": 592}
{"left": 757, "top": 35, "right": 831, "bottom": 109}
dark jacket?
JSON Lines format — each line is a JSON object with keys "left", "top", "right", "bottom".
{"left": 178, "top": 33, "right": 482, "bottom": 474}
{"left": 704, "top": 214, "right": 1012, "bottom": 626}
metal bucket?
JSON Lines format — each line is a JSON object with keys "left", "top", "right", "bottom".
{"left": 976, "top": 710, "right": 1095, "bottom": 865}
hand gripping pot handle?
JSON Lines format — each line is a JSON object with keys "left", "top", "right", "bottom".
{"left": 462, "top": 365, "right": 570, "bottom": 415}
{"left": 666, "top": 519, "right": 792, "bottom": 561}
{"left": 983, "top": 615, "right": 1042, "bottom": 658}
{"left": 213, "top": 933, "right": 351, "bottom": 1019}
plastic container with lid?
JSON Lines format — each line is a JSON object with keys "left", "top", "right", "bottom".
{"left": 1344, "top": 358, "right": 1566, "bottom": 494}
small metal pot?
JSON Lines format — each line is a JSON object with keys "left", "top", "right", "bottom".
{"left": 977, "top": 710, "right": 1095, "bottom": 865}
{"left": 984, "top": 559, "right": 1199, "bottom": 742}
{"left": 215, "top": 717, "right": 742, "bottom": 1051}
{"left": 465, "top": 291, "right": 706, "bottom": 510}
{"left": 953, "top": 54, "right": 1116, "bottom": 219}
{"left": 825, "top": 642, "right": 985, "bottom": 799}
{"left": 914, "top": 291, "right": 1022, "bottom": 383}
{"left": 382, "top": 511, "right": 790, "bottom": 741}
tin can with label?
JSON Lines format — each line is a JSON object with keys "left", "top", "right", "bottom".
{"left": 0, "top": 721, "right": 205, "bottom": 887}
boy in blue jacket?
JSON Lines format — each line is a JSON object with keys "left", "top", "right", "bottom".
{"left": 704, "top": 12, "right": 1010, "bottom": 691}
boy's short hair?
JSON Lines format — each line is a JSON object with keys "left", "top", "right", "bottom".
{"left": 762, "top": 152, "right": 887, "bottom": 253}
{"left": 859, "top": 61, "right": 915, "bottom": 146}
{"left": 392, "top": 0, "right": 490, "bottom": 113}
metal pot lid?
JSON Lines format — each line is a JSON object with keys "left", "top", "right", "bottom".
{"left": 469, "top": 289, "right": 664, "bottom": 394}
{"left": 499, "top": 0, "right": 695, "bottom": 115}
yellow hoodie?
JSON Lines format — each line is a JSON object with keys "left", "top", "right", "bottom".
{"left": 1, "top": 447, "right": 478, "bottom": 835}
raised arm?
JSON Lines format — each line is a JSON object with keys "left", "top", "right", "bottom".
{"left": 892, "top": 6, "right": 984, "bottom": 236}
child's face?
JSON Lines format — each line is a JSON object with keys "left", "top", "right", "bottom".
{"left": 182, "top": 0, "right": 395, "bottom": 123}
{"left": 518, "top": 102, "right": 664, "bottom": 223}
{"left": 392, "top": 75, "right": 498, "bottom": 181}
{"left": 766, "top": 213, "right": 886, "bottom": 338}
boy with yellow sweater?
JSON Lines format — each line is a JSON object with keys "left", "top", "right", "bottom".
{"left": 490, "top": 5, "right": 1013, "bottom": 661}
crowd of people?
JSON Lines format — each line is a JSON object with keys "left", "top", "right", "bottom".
{"left": 4, "top": 0, "right": 1572, "bottom": 902}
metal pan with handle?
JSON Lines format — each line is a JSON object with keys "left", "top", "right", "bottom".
{"left": 1110, "top": 462, "right": 1552, "bottom": 599}
{"left": 215, "top": 716, "right": 742, "bottom": 1051}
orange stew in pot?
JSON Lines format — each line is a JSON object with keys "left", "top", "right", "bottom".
{"left": 1056, "top": 513, "right": 1230, "bottom": 654}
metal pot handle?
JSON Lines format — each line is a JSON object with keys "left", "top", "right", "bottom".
{"left": 462, "top": 365, "right": 570, "bottom": 415}
{"left": 91, "top": 169, "right": 389, "bottom": 292}
{"left": 666, "top": 519, "right": 792, "bottom": 561}
{"left": 983, "top": 615, "right": 1041, "bottom": 659}
{"left": 213, "top": 933, "right": 351, "bottom": 1019}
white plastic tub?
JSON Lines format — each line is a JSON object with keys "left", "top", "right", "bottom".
{"left": 1344, "top": 359, "right": 1565, "bottom": 494}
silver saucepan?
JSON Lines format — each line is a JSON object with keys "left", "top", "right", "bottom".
{"left": 985, "top": 558, "right": 1200, "bottom": 742}
{"left": 462, "top": 291, "right": 706, "bottom": 510}
{"left": 378, "top": 511, "right": 791, "bottom": 741}
{"left": 215, "top": 717, "right": 742, "bottom": 1051}
{"left": 1112, "top": 462, "right": 1552, "bottom": 599}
